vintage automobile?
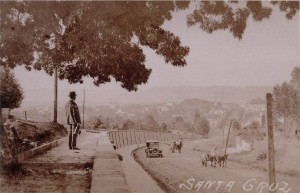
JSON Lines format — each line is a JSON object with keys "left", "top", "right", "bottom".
{"left": 145, "top": 140, "right": 163, "bottom": 158}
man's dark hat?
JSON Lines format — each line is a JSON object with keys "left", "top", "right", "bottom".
{"left": 69, "top": 91, "right": 76, "bottom": 97}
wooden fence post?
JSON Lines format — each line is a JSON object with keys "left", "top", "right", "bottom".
{"left": 266, "top": 93, "right": 276, "bottom": 193}
{"left": 113, "top": 131, "right": 117, "bottom": 149}
{"left": 122, "top": 131, "right": 125, "bottom": 147}
{"left": 117, "top": 131, "right": 120, "bottom": 148}
{"left": 130, "top": 131, "right": 133, "bottom": 145}
{"left": 120, "top": 131, "right": 123, "bottom": 148}
{"left": 134, "top": 130, "right": 137, "bottom": 144}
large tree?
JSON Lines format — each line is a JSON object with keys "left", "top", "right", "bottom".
{"left": 1, "top": 1, "right": 298, "bottom": 87}
{"left": 0, "top": 1, "right": 190, "bottom": 90}
{"left": 0, "top": 1, "right": 190, "bottom": 123}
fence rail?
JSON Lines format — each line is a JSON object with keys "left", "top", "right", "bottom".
{"left": 107, "top": 130, "right": 197, "bottom": 149}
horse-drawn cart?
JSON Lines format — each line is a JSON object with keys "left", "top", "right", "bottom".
{"left": 170, "top": 140, "right": 183, "bottom": 153}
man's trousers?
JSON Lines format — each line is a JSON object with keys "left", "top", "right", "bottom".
{"left": 68, "top": 124, "right": 78, "bottom": 149}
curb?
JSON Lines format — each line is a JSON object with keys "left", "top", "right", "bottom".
{"left": 90, "top": 131, "right": 130, "bottom": 193}
{"left": 17, "top": 140, "right": 59, "bottom": 162}
{"left": 17, "top": 136, "right": 68, "bottom": 162}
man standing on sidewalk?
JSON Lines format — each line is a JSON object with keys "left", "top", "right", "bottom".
{"left": 65, "top": 91, "right": 81, "bottom": 150}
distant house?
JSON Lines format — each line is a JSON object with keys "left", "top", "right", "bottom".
{"left": 245, "top": 98, "right": 265, "bottom": 112}
{"left": 243, "top": 98, "right": 266, "bottom": 128}
{"left": 243, "top": 112, "right": 263, "bottom": 128}
{"left": 127, "top": 113, "right": 135, "bottom": 118}
{"left": 215, "top": 109, "right": 226, "bottom": 116}
{"left": 116, "top": 109, "right": 125, "bottom": 117}
{"left": 161, "top": 105, "right": 169, "bottom": 112}
{"left": 205, "top": 114, "right": 220, "bottom": 127}
{"left": 221, "top": 103, "right": 233, "bottom": 111}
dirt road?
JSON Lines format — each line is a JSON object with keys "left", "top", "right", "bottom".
{"left": 134, "top": 140, "right": 300, "bottom": 193}
{"left": 117, "top": 145, "right": 164, "bottom": 193}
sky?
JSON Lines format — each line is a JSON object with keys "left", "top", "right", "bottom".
{"left": 12, "top": 2, "right": 300, "bottom": 106}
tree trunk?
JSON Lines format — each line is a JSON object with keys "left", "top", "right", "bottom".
{"left": 53, "top": 67, "right": 58, "bottom": 123}
{"left": 0, "top": 107, "right": 3, "bottom": 131}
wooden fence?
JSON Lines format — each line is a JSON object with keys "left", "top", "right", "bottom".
{"left": 107, "top": 130, "right": 194, "bottom": 149}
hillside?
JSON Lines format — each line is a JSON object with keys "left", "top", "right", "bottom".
{"left": 21, "top": 85, "right": 272, "bottom": 108}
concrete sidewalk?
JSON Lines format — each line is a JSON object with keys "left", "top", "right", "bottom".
{"left": 23, "top": 131, "right": 100, "bottom": 166}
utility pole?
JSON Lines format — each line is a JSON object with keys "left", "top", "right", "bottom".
{"left": 223, "top": 127, "right": 225, "bottom": 146}
{"left": 53, "top": 66, "right": 58, "bottom": 123}
{"left": 224, "top": 119, "right": 233, "bottom": 155}
{"left": 83, "top": 89, "right": 85, "bottom": 130}
{"left": 266, "top": 93, "right": 276, "bottom": 193}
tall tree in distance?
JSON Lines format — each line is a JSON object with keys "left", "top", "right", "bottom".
{"left": 290, "top": 67, "right": 300, "bottom": 92}
{"left": 273, "top": 67, "right": 299, "bottom": 137}
{"left": 194, "top": 113, "right": 210, "bottom": 137}
{"left": 290, "top": 67, "right": 300, "bottom": 127}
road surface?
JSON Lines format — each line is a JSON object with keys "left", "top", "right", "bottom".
{"left": 134, "top": 140, "right": 300, "bottom": 193}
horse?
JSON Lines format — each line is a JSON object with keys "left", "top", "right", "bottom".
{"left": 200, "top": 153, "right": 217, "bottom": 167}
{"left": 170, "top": 140, "right": 183, "bottom": 153}
{"left": 200, "top": 153, "right": 208, "bottom": 167}
{"left": 207, "top": 153, "right": 218, "bottom": 167}
{"left": 217, "top": 154, "right": 228, "bottom": 168}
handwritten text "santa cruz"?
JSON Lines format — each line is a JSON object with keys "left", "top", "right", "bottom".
{"left": 179, "top": 178, "right": 291, "bottom": 193}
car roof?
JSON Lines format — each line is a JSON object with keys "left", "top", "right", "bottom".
{"left": 146, "top": 140, "right": 160, "bottom": 143}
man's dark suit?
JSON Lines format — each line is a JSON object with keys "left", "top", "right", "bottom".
{"left": 65, "top": 99, "right": 81, "bottom": 149}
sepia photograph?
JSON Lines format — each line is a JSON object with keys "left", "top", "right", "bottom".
{"left": 0, "top": 1, "right": 299, "bottom": 193}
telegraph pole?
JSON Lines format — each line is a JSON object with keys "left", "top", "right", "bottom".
{"left": 266, "top": 93, "right": 276, "bottom": 193}
{"left": 83, "top": 89, "right": 85, "bottom": 130}
{"left": 53, "top": 66, "right": 58, "bottom": 123}
{"left": 224, "top": 119, "right": 233, "bottom": 154}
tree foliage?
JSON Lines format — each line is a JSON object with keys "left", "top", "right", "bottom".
{"left": 194, "top": 113, "right": 210, "bottom": 136}
{"left": 273, "top": 81, "right": 298, "bottom": 118}
{"left": 272, "top": 67, "right": 300, "bottom": 137}
{"left": 0, "top": 1, "right": 190, "bottom": 91}
{"left": 290, "top": 67, "right": 300, "bottom": 92}
{"left": 161, "top": 123, "right": 168, "bottom": 132}
{"left": 0, "top": 67, "right": 24, "bottom": 109}
{"left": 122, "top": 119, "right": 136, "bottom": 130}
{"left": 0, "top": 1, "right": 298, "bottom": 91}
{"left": 187, "top": 1, "right": 299, "bottom": 39}
{"left": 144, "top": 114, "right": 159, "bottom": 131}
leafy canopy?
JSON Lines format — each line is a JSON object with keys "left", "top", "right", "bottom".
{"left": 0, "top": 1, "right": 190, "bottom": 91}
{"left": 273, "top": 67, "right": 300, "bottom": 119}
{"left": 0, "top": 1, "right": 298, "bottom": 91}
{"left": 187, "top": 1, "right": 299, "bottom": 39}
